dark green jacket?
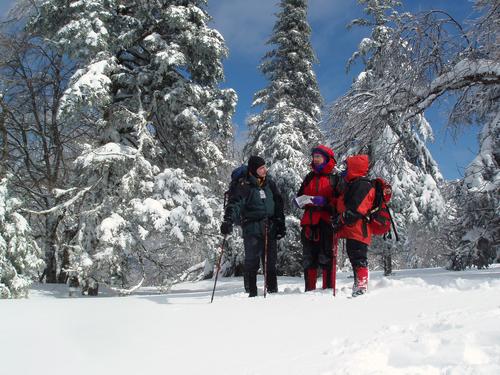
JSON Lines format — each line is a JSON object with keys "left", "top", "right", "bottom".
{"left": 224, "top": 174, "right": 285, "bottom": 238}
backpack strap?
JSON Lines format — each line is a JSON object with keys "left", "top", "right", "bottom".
{"left": 298, "top": 171, "right": 341, "bottom": 196}
{"left": 345, "top": 178, "right": 370, "bottom": 238}
{"left": 297, "top": 171, "right": 315, "bottom": 196}
{"left": 224, "top": 175, "right": 247, "bottom": 209}
{"left": 267, "top": 178, "right": 285, "bottom": 222}
{"left": 329, "top": 173, "right": 344, "bottom": 197}
{"left": 343, "top": 177, "right": 373, "bottom": 221}
{"left": 224, "top": 164, "right": 249, "bottom": 208}
{"left": 223, "top": 177, "right": 251, "bottom": 224}
{"left": 368, "top": 179, "right": 384, "bottom": 215}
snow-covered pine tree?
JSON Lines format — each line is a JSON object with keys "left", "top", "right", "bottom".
{"left": 0, "top": 177, "right": 44, "bottom": 298}
{"left": 445, "top": 0, "right": 499, "bottom": 270}
{"left": 30, "top": 0, "right": 236, "bottom": 177}
{"left": 328, "top": 0, "right": 445, "bottom": 272}
{"left": 244, "top": 0, "right": 323, "bottom": 275}
{"left": 28, "top": 0, "right": 236, "bottom": 293}
{"left": 447, "top": 112, "right": 499, "bottom": 270}
{"left": 331, "top": 0, "right": 500, "bottom": 271}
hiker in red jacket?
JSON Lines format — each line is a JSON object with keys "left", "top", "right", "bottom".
{"left": 336, "top": 155, "right": 375, "bottom": 297}
{"left": 296, "top": 145, "right": 340, "bottom": 291}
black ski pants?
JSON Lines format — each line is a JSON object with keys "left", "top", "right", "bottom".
{"left": 243, "top": 233, "right": 277, "bottom": 285}
{"left": 301, "top": 220, "right": 333, "bottom": 270}
{"left": 346, "top": 238, "right": 368, "bottom": 269}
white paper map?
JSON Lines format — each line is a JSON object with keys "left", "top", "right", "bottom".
{"left": 293, "top": 195, "right": 315, "bottom": 208}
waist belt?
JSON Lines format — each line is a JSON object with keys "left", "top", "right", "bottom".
{"left": 307, "top": 206, "right": 333, "bottom": 214}
{"left": 242, "top": 216, "right": 272, "bottom": 225}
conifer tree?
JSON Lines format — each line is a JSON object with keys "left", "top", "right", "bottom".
{"left": 244, "top": 0, "right": 323, "bottom": 275}
{"left": 448, "top": 113, "right": 499, "bottom": 270}
{"left": 0, "top": 177, "right": 44, "bottom": 298}
{"left": 28, "top": 0, "right": 236, "bottom": 292}
{"left": 446, "top": 0, "right": 499, "bottom": 269}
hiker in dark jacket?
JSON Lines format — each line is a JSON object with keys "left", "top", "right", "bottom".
{"left": 296, "top": 145, "right": 340, "bottom": 291}
{"left": 220, "top": 156, "right": 286, "bottom": 297}
{"left": 336, "top": 155, "right": 375, "bottom": 296}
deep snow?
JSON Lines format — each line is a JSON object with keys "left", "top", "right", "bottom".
{"left": 1, "top": 266, "right": 500, "bottom": 375}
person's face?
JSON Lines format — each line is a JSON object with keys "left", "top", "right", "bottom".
{"left": 256, "top": 165, "right": 267, "bottom": 178}
{"left": 312, "top": 153, "right": 325, "bottom": 166}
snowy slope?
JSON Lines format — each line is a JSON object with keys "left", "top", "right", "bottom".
{"left": 1, "top": 266, "right": 500, "bottom": 375}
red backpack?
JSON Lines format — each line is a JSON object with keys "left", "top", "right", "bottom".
{"left": 368, "top": 178, "right": 398, "bottom": 239}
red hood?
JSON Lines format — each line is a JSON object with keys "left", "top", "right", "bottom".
{"left": 346, "top": 155, "right": 369, "bottom": 181}
{"left": 311, "top": 145, "right": 336, "bottom": 174}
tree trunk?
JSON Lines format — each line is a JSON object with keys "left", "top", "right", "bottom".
{"left": 82, "top": 280, "right": 99, "bottom": 296}
{"left": 58, "top": 226, "right": 78, "bottom": 283}
{"left": 44, "top": 248, "right": 58, "bottom": 283}
{"left": 57, "top": 247, "right": 70, "bottom": 283}
{"left": 383, "top": 245, "right": 392, "bottom": 276}
{"left": 0, "top": 101, "right": 7, "bottom": 175}
{"left": 43, "top": 213, "right": 63, "bottom": 283}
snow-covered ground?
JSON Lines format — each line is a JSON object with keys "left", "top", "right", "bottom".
{"left": 1, "top": 266, "right": 500, "bottom": 375}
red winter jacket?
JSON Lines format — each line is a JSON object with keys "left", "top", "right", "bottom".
{"left": 336, "top": 155, "right": 375, "bottom": 245}
{"left": 297, "top": 145, "right": 338, "bottom": 227}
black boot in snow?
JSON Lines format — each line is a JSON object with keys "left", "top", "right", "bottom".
{"left": 351, "top": 288, "right": 366, "bottom": 297}
{"left": 247, "top": 272, "right": 257, "bottom": 297}
{"left": 266, "top": 272, "right": 278, "bottom": 293}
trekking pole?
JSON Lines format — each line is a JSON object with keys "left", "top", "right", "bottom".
{"left": 263, "top": 219, "right": 269, "bottom": 298}
{"left": 210, "top": 235, "right": 227, "bottom": 303}
{"left": 332, "top": 232, "right": 339, "bottom": 297}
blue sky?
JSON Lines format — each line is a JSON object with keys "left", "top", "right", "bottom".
{"left": 1, "top": 0, "right": 480, "bottom": 180}
{"left": 207, "top": 0, "right": 480, "bottom": 180}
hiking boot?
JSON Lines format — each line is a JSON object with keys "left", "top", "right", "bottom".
{"left": 267, "top": 272, "right": 278, "bottom": 293}
{"left": 352, "top": 266, "right": 368, "bottom": 297}
{"left": 246, "top": 272, "right": 257, "bottom": 297}
{"left": 351, "top": 287, "right": 366, "bottom": 297}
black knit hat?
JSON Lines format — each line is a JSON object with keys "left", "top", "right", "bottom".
{"left": 248, "top": 155, "right": 266, "bottom": 176}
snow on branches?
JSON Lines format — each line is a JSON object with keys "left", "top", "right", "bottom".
{"left": 0, "top": 178, "right": 44, "bottom": 298}
{"left": 26, "top": 0, "right": 236, "bottom": 291}
{"left": 244, "top": 0, "right": 323, "bottom": 275}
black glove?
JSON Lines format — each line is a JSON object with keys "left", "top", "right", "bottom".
{"left": 275, "top": 220, "right": 286, "bottom": 240}
{"left": 343, "top": 210, "right": 360, "bottom": 225}
{"left": 220, "top": 221, "right": 233, "bottom": 235}
{"left": 331, "top": 214, "right": 342, "bottom": 232}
